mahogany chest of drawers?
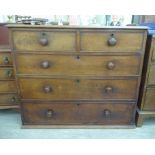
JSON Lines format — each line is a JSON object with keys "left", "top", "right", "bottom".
{"left": 137, "top": 34, "right": 155, "bottom": 126}
{"left": 8, "top": 25, "right": 147, "bottom": 128}
{"left": 0, "top": 25, "right": 19, "bottom": 109}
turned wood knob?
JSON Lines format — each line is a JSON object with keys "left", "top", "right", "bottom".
{"left": 107, "top": 61, "right": 115, "bottom": 70}
{"left": 107, "top": 34, "right": 117, "bottom": 46}
{"left": 5, "top": 69, "right": 13, "bottom": 78}
{"left": 103, "top": 109, "right": 111, "bottom": 117}
{"left": 43, "top": 85, "right": 52, "bottom": 93}
{"left": 11, "top": 96, "right": 16, "bottom": 103}
{"left": 3, "top": 57, "right": 9, "bottom": 65}
{"left": 105, "top": 86, "right": 113, "bottom": 93}
{"left": 40, "top": 60, "right": 50, "bottom": 69}
{"left": 39, "top": 32, "right": 48, "bottom": 46}
{"left": 76, "top": 55, "right": 80, "bottom": 59}
{"left": 46, "top": 109, "right": 54, "bottom": 118}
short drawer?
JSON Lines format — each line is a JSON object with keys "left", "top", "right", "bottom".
{"left": 13, "top": 30, "right": 76, "bottom": 51}
{"left": 0, "top": 68, "right": 14, "bottom": 79}
{"left": 16, "top": 54, "right": 141, "bottom": 76}
{"left": 22, "top": 102, "right": 135, "bottom": 125}
{"left": 148, "top": 65, "right": 155, "bottom": 85}
{"left": 0, "top": 81, "right": 16, "bottom": 92}
{"left": 19, "top": 78, "right": 138, "bottom": 100}
{"left": 143, "top": 88, "right": 155, "bottom": 110}
{"left": 80, "top": 31, "right": 144, "bottom": 52}
{"left": 0, "top": 94, "right": 19, "bottom": 106}
{"left": 0, "top": 52, "right": 13, "bottom": 66}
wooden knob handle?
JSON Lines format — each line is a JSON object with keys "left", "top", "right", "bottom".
{"left": 76, "top": 55, "right": 80, "bottom": 59}
{"left": 107, "top": 61, "right": 115, "bottom": 70}
{"left": 3, "top": 57, "right": 9, "bottom": 65}
{"left": 46, "top": 109, "right": 54, "bottom": 118}
{"left": 39, "top": 32, "right": 48, "bottom": 46}
{"left": 11, "top": 96, "right": 16, "bottom": 103}
{"left": 5, "top": 69, "right": 13, "bottom": 78}
{"left": 103, "top": 109, "right": 111, "bottom": 117}
{"left": 40, "top": 60, "right": 50, "bottom": 69}
{"left": 105, "top": 86, "right": 113, "bottom": 93}
{"left": 107, "top": 34, "right": 117, "bottom": 46}
{"left": 43, "top": 85, "right": 52, "bottom": 93}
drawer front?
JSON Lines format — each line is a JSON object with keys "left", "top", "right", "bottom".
{"left": 19, "top": 78, "right": 138, "bottom": 100}
{"left": 22, "top": 102, "right": 135, "bottom": 125}
{"left": 0, "top": 53, "right": 12, "bottom": 66}
{"left": 0, "top": 68, "right": 14, "bottom": 79}
{"left": 0, "top": 81, "right": 16, "bottom": 92}
{"left": 16, "top": 54, "right": 141, "bottom": 76}
{"left": 13, "top": 30, "right": 76, "bottom": 51}
{"left": 148, "top": 65, "right": 155, "bottom": 85}
{"left": 80, "top": 31, "right": 144, "bottom": 52}
{"left": 143, "top": 88, "right": 155, "bottom": 110}
{"left": 0, "top": 94, "right": 19, "bottom": 105}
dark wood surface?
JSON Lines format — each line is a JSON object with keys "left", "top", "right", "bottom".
{"left": 137, "top": 35, "right": 155, "bottom": 126}
{"left": 15, "top": 54, "right": 141, "bottom": 76}
{"left": 0, "top": 93, "right": 19, "bottom": 106}
{"left": 22, "top": 102, "right": 135, "bottom": 125}
{"left": 18, "top": 78, "right": 138, "bottom": 100}
{"left": 0, "top": 25, "right": 19, "bottom": 109}
{"left": 12, "top": 29, "right": 145, "bottom": 52}
{"left": 8, "top": 26, "right": 147, "bottom": 127}
{"left": 148, "top": 64, "right": 155, "bottom": 85}
{"left": 0, "top": 81, "right": 16, "bottom": 92}
{"left": 143, "top": 88, "right": 155, "bottom": 110}
{"left": 0, "top": 52, "right": 13, "bottom": 66}
{"left": 0, "top": 68, "right": 15, "bottom": 79}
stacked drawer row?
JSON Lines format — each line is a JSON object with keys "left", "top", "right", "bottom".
{"left": 0, "top": 25, "right": 19, "bottom": 109}
{"left": 9, "top": 26, "right": 147, "bottom": 127}
{"left": 0, "top": 51, "right": 19, "bottom": 108}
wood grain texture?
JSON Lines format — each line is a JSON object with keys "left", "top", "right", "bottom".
{"left": 13, "top": 30, "right": 76, "bottom": 51}
{"left": 143, "top": 88, "right": 155, "bottom": 110}
{"left": 80, "top": 31, "right": 144, "bottom": 52}
{"left": 137, "top": 35, "right": 155, "bottom": 126}
{"left": 22, "top": 102, "right": 135, "bottom": 125}
{"left": 0, "top": 52, "right": 12, "bottom": 66}
{"left": 18, "top": 78, "right": 138, "bottom": 100}
{"left": 0, "top": 94, "right": 19, "bottom": 106}
{"left": 7, "top": 26, "right": 147, "bottom": 126}
{"left": 0, "top": 81, "right": 16, "bottom": 92}
{"left": 148, "top": 64, "right": 155, "bottom": 85}
{"left": 152, "top": 39, "right": 155, "bottom": 60}
{"left": 16, "top": 54, "right": 141, "bottom": 76}
{"left": 0, "top": 25, "right": 18, "bottom": 109}
{"left": 0, "top": 68, "right": 14, "bottom": 79}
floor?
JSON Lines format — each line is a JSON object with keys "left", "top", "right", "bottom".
{"left": 0, "top": 109, "right": 155, "bottom": 139}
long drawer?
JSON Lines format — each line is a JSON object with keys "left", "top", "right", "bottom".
{"left": 12, "top": 30, "right": 144, "bottom": 52}
{"left": 0, "top": 52, "right": 13, "bottom": 66}
{"left": 0, "top": 68, "right": 14, "bottom": 79}
{"left": 0, "top": 81, "right": 16, "bottom": 92}
{"left": 0, "top": 94, "right": 19, "bottom": 106}
{"left": 143, "top": 88, "right": 155, "bottom": 110}
{"left": 16, "top": 54, "right": 141, "bottom": 76}
{"left": 19, "top": 78, "right": 138, "bottom": 100}
{"left": 22, "top": 102, "right": 135, "bottom": 125}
